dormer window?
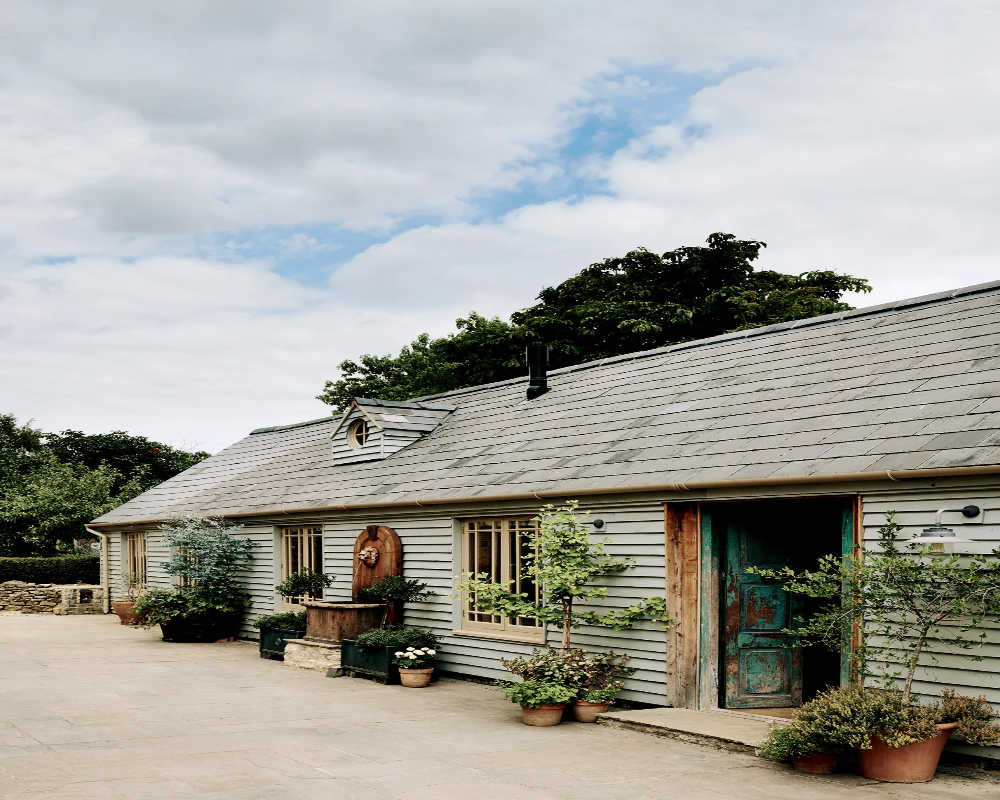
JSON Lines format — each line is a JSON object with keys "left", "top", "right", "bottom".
{"left": 331, "top": 398, "right": 456, "bottom": 465}
{"left": 347, "top": 419, "right": 370, "bottom": 449}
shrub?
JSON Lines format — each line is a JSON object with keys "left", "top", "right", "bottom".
{"left": 501, "top": 648, "right": 633, "bottom": 702}
{"left": 159, "top": 517, "right": 255, "bottom": 598}
{"left": 501, "top": 680, "right": 577, "bottom": 708}
{"left": 359, "top": 575, "right": 431, "bottom": 628}
{"left": 252, "top": 611, "right": 307, "bottom": 631}
{"left": 133, "top": 588, "right": 253, "bottom": 629}
{"left": 0, "top": 555, "right": 99, "bottom": 584}
{"left": 935, "top": 690, "right": 1000, "bottom": 747}
{"left": 353, "top": 625, "right": 439, "bottom": 650}
{"left": 391, "top": 646, "right": 436, "bottom": 669}
{"left": 758, "top": 723, "right": 832, "bottom": 761}
{"left": 274, "top": 569, "right": 333, "bottom": 600}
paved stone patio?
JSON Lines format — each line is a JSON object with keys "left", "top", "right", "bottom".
{"left": 1, "top": 614, "right": 997, "bottom": 799}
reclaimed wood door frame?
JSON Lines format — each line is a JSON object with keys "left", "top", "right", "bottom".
{"left": 666, "top": 495, "right": 858, "bottom": 711}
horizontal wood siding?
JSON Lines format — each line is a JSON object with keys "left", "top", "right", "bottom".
{"left": 862, "top": 484, "right": 1000, "bottom": 759}
{"left": 107, "top": 535, "right": 122, "bottom": 601}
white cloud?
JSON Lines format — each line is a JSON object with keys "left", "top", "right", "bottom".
{"left": 3, "top": 1, "right": 999, "bottom": 450}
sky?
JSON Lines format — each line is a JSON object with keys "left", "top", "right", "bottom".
{"left": 2, "top": 1, "right": 1000, "bottom": 453}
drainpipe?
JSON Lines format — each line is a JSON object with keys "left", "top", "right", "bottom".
{"left": 84, "top": 525, "right": 111, "bottom": 614}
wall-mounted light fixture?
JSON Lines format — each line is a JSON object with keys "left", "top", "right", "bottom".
{"left": 592, "top": 519, "right": 605, "bottom": 529}
{"left": 911, "top": 505, "right": 980, "bottom": 554}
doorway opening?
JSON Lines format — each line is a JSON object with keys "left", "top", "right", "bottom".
{"left": 710, "top": 497, "right": 853, "bottom": 711}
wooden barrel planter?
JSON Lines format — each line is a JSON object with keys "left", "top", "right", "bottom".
{"left": 300, "top": 601, "right": 386, "bottom": 643}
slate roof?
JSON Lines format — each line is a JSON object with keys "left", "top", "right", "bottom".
{"left": 94, "top": 280, "right": 1000, "bottom": 524}
{"left": 328, "top": 398, "right": 456, "bottom": 437}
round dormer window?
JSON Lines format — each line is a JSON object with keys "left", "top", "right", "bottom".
{"left": 347, "top": 419, "right": 370, "bottom": 449}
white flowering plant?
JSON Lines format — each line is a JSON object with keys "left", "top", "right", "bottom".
{"left": 391, "top": 646, "right": 436, "bottom": 669}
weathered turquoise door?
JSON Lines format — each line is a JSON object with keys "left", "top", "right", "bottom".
{"left": 722, "top": 515, "right": 803, "bottom": 708}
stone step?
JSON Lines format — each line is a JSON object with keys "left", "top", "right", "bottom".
{"left": 596, "top": 708, "right": 787, "bottom": 753}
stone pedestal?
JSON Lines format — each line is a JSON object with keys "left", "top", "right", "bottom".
{"left": 283, "top": 639, "right": 342, "bottom": 672}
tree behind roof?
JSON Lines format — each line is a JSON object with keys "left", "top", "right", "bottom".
{"left": 318, "top": 233, "right": 871, "bottom": 410}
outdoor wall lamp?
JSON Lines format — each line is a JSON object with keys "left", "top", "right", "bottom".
{"left": 592, "top": 519, "right": 605, "bottom": 529}
{"left": 912, "top": 505, "right": 981, "bottom": 554}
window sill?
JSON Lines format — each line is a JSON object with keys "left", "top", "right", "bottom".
{"left": 450, "top": 629, "right": 547, "bottom": 645}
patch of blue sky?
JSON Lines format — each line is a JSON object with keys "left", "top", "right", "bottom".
{"left": 469, "top": 64, "right": 724, "bottom": 220}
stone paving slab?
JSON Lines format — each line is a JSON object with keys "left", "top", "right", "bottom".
{"left": 1, "top": 614, "right": 998, "bottom": 799}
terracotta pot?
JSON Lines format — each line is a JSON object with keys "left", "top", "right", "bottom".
{"left": 572, "top": 700, "right": 610, "bottom": 723}
{"left": 792, "top": 752, "right": 841, "bottom": 775}
{"left": 398, "top": 667, "right": 434, "bottom": 688}
{"left": 857, "top": 723, "right": 956, "bottom": 783}
{"left": 111, "top": 601, "right": 139, "bottom": 626}
{"left": 521, "top": 704, "right": 566, "bottom": 727}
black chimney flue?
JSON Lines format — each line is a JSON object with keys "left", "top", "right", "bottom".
{"left": 526, "top": 342, "right": 549, "bottom": 400}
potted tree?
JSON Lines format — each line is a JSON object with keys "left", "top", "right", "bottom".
{"left": 357, "top": 575, "right": 431, "bottom": 628}
{"left": 392, "top": 645, "right": 436, "bottom": 687}
{"left": 111, "top": 571, "right": 144, "bottom": 625}
{"left": 457, "top": 503, "right": 672, "bottom": 656}
{"left": 274, "top": 569, "right": 333, "bottom": 606}
{"left": 132, "top": 517, "right": 255, "bottom": 642}
{"left": 457, "top": 503, "right": 672, "bottom": 725}
{"left": 753, "top": 512, "right": 1000, "bottom": 782}
{"left": 253, "top": 611, "right": 307, "bottom": 659}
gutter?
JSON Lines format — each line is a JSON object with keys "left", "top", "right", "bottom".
{"left": 84, "top": 525, "right": 112, "bottom": 613}
{"left": 86, "top": 463, "right": 1000, "bottom": 528}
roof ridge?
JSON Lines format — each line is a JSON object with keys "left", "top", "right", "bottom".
{"left": 411, "top": 278, "right": 1000, "bottom": 402}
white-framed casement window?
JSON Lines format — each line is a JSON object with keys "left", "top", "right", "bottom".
{"left": 280, "top": 526, "right": 324, "bottom": 607}
{"left": 123, "top": 532, "right": 147, "bottom": 591}
{"left": 461, "top": 517, "right": 544, "bottom": 642}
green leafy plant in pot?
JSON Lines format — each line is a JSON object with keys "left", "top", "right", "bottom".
{"left": 358, "top": 575, "right": 431, "bottom": 628}
{"left": 111, "top": 570, "right": 145, "bottom": 625}
{"left": 274, "top": 569, "right": 333, "bottom": 603}
{"left": 751, "top": 512, "right": 1000, "bottom": 782}
{"left": 391, "top": 645, "right": 437, "bottom": 688}
{"left": 132, "top": 517, "right": 255, "bottom": 642}
{"left": 500, "top": 680, "right": 578, "bottom": 727}
{"left": 253, "top": 611, "right": 308, "bottom": 659}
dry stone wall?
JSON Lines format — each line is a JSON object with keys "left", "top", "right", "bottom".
{"left": 0, "top": 581, "right": 104, "bottom": 614}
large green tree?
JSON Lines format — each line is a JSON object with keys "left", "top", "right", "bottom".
{"left": 318, "top": 233, "right": 871, "bottom": 409}
{"left": 0, "top": 415, "right": 211, "bottom": 556}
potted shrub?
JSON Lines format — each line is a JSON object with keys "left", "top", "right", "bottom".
{"left": 392, "top": 645, "right": 436, "bottom": 687}
{"left": 274, "top": 569, "right": 333, "bottom": 605}
{"left": 572, "top": 651, "right": 634, "bottom": 722}
{"left": 758, "top": 720, "right": 843, "bottom": 775}
{"left": 111, "top": 571, "right": 144, "bottom": 625}
{"left": 253, "top": 611, "right": 307, "bottom": 660}
{"left": 358, "top": 575, "right": 431, "bottom": 628}
{"left": 753, "top": 512, "right": 1000, "bottom": 782}
{"left": 338, "top": 626, "right": 439, "bottom": 684}
{"left": 132, "top": 517, "right": 255, "bottom": 642}
{"left": 501, "top": 680, "right": 578, "bottom": 727}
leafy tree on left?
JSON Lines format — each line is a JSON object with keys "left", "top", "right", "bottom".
{"left": 0, "top": 414, "right": 210, "bottom": 556}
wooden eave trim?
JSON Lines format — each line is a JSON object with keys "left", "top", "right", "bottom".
{"left": 87, "top": 463, "right": 1000, "bottom": 528}
{"left": 330, "top": 401, "right": 385, "bottom": 438}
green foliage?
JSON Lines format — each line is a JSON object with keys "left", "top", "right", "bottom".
{"left": 317, "top": 234, "right": 871, "bottom": 409}
{"left": 41, "top": 429, "right": 209, "bottom": 495}
{"left": 0, "top": 413, "right": 209, "bottom": 556}
{"left": 0, "top": 451, "right": 147, "bottom": 555}
{"left": 750, "top": 512, "right": 1000, "bottom": 702}
{"left": 359, "top": 575, "right": 431, "bottom": 604}
{"left": 132, "top": 587, "right": 252, "bottom": 629}
{"left": 0, "top": 555, "right": 99, "bottom": 584}
{"left": 757, "top": 723, "right": 831, "bottom": 761}
{"left": 131, "top": 518, "right": 255, "bottom": 630}
{"left": 935, "top": 689, "right": 1000, "bottom": 747}
{"left": 274, "top": 569, "right": 333, "bottom": 599}
{"left": 500, "top": 648, "right": 633, "bottom": 702}
{"left": 159, "top": 517, "right": 255, "bottom": 599}
{"left": 252, "top": 611, "right": 307, "bottom": 631}
{"left": 353, "top": 625, "right": 440, "bottom": 650}
{"left": 500, "top": 679, "right": 577, "bottom": 708}
{"left": 391, "top": 645, "right": 436, "bottom": 669}
{"left": 456, "top": 503, "right": 673, "bottom": 652}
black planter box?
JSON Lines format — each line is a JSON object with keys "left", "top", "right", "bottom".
{"left": 336, "top": 639, "right": 400, "bottom": 684}
{"left": 259, "top": 627, "right": 306, "bottom": 660}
